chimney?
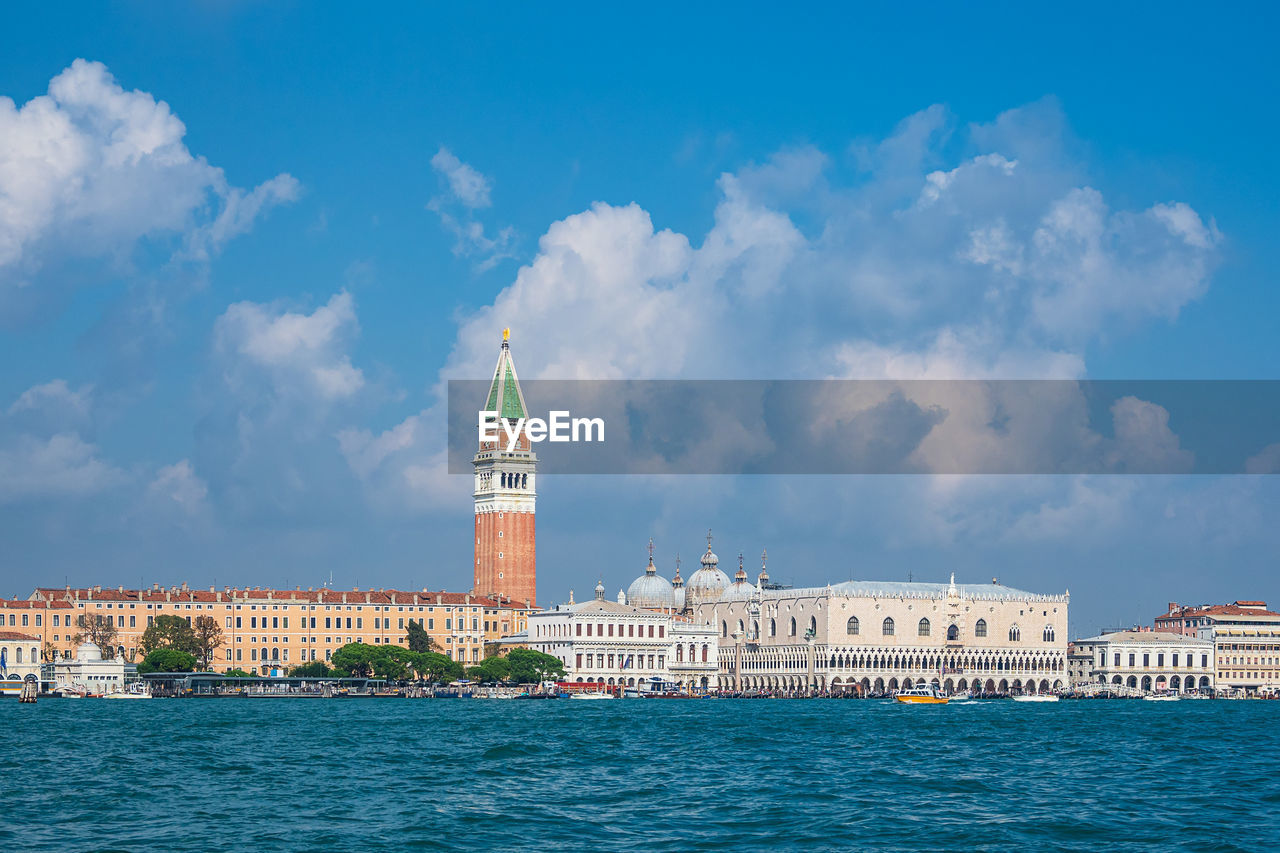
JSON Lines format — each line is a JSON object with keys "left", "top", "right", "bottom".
{"left": 1168, "top": 602, "right": 1178, "bottom": 613}
{"left": 436, "top": 595, "right": 442, "bottom": 606}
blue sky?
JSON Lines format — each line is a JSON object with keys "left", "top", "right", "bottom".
{"left": 2, "top": 3, "right": 1278, "bottom": 636}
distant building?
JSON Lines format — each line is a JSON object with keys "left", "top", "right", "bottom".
{"left": 49, "top": 642, "right": 126, "bottom": 696}
{"left": 1153, "top": 600, "right": 1280, "bottom": 694}
{"left": 1155, "top": 600, "right": 1274, "bottom": 636}
{"left": 0, "top": 631, "right": 42, "bottom": 695}
{"left": 10, "top": 585, "right": 534, "bottom": 675}
{"left": 526, "top": 580, "right": 719, "bottom": 692}
{"left": 1072, "top": 630, "right": 1214, "bottom": 693}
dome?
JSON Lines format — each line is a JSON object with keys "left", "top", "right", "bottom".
{"left": 686, "top": 536, "right": 729, "bottom": 608}
{"left": 721, "top": 553, "right": 756, "bottom": 601}
{"left": 628, "top": 543, "right": 675, "bottom": 610}
{"left": 75, "top": 642, "right": 103, "bottom": 662}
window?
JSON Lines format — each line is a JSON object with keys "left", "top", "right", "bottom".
{"left": 789, "top": 617, "right": 797, "bottom": 637}
{"left": 1042, "top": 626, "right": 1055, "bottom": 643}
{"left": 769, "top": 619, "right": 776, "bottom": 637}
{"left": 1009, "top": 625, "right": 1021, "bottom": 642}
{"left": 946, "top": 624, "right": 959, "bottom": 641}
{"left": 975, "top": 619, "right": 987, "bottom": 638}
{"left": 846, "top": 616, "right": 860, "bottom": 635}
{"left": 882, "top": 617, "right": 895, "bottom": 636}
{"left": 721, "top": 621, "right": 728, "bottom": 638}
{"left": 918, "top": 618, "right": 931, "bottom": 637}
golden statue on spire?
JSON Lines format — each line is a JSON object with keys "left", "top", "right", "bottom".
{"left": 502, "top": 327, "right": 510, "bottom": 342}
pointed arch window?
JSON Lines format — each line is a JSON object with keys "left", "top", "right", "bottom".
{"left": 846, "top": 616, "right": 860, "bottom": 636}
{"left": 769, "top": 619, "right": 776, "bottom": 637}
{"left": 1009, "top": 625, "right": 1021, "bottom": 642}
{"left": 882, "top": 617, "right": 895, "bottom": 636}
{"left": 789, "top": 617, "right": 797, "bottom": 637}
{"left": 1042, "top": 625, "right": 1055, "bottom": 643}
{"left": 975, "top": 619, "right": 988, "bottom": 638}
{"left": 918, "top": 618, "right": 931, "bottom": 637}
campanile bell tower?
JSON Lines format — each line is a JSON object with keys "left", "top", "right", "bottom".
{"left": 473, "top": 329, "right": 536, "bottom": 606}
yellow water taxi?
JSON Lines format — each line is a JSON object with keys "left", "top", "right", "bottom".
{"left": 895, "top": 685, "right": 949, "bottom": 705}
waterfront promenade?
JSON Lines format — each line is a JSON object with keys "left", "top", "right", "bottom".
{"left": 4, "top": 699, "right": 1276, "bottom": 851}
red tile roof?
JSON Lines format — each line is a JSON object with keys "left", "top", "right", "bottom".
{"left": 0, "top": 631, "right": 40, "bottom": 641}
{"left": 27, "top": 586, "right": 533, "bottom": 609}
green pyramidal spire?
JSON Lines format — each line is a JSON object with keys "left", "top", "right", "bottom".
{"left": 484, "top": 328, "right": 528, "bottom": 421}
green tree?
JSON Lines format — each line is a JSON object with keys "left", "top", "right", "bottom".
{"left": 414, "top": 651, "right": 463, "bottom": 683}
{"left": 139, "top": 615, "right": 198, "bottom": 656}
{"left": 331, "top": 642, "right": 381, "bottom": 677}
{"left": 505, "top": 649, "right": 566, "bottom": 684}
{"left": 468, "top": 656, "right": 512, "bottom": 683}
{"left": 288, "top": 660, "right": 332, "bottom": 678}
{"left": 137, "top": 648, "right": 196, "bottom": 674}
{"left": 405, "top": 620, "right": 436, "bottom": 653}
{"left": 192, "top": 615, "right": 224, "bottom": 670}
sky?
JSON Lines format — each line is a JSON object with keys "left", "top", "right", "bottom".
{"left": 2, "top": 2, "right": 1278, "bottom": 638}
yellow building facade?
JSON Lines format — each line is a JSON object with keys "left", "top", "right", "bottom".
{"left": 3, "top": 585, "right": 534, "bottom": 674}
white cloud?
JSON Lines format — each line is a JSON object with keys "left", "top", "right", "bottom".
{"left": 7, "top": 379, "right": 92, "bottom": 419}
{"left": 147, "top": 459, "right": 209, "bottom": 514}
{"left": 0, "top": 432, "right": 122, "bottom": 501}
{"left": 348, "top": 99, "right": 1220, "bottom": 535}
{"left": 214, "top": 290, "right": 365, "bottom": 402}
{"left": 0, "top": 59, "right": 296, "bottom": 303}
{"left": 1245, "top": 443, "right": 1280, "bottom": 475}
{"left": 430, "top": 146, "right": 492, "bottom": 208}
{"left": 427, "top": 146, "right": 515, "bottom": 270}
{"left": 1106, "top": 396, "right": 1194, "bottom": 473}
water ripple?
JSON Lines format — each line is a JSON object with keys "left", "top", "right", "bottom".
{"left": 3, "top": 699, "right": 1278, "bottom": 851}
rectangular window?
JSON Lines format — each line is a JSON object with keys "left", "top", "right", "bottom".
{"left": 235, "top": 616, "right": 242, "bottom": 628}
{"left": 251, "top": 617, "right": 257, "bottom": 628}
{"left": 658, "top": 625, "right": 664, "bottom": 638}
{"left": 36, "top": 614, "right": 42, "bottom": 627}
{"left": 272, "top": 617, "right": 279, "bottom": 629}
{"left": 22, "top": 614, "right": 28, "bottom": 626}
{"left": 576, "top": 623, "right": 582, "bottom": 636}
{"left": 399, "top": 618, "right": 404, "bottom": 629}
{"left": 428, "top": 618, "right": 434, "bottom": 630}
{"left": 576, "top": 653, "right": 583, "bottom": 668}
{"left": 54, "top": 615, "right": 60, "bottom": 627}
{"left": 608, "top": 624, "right": 614, "bottom": 637}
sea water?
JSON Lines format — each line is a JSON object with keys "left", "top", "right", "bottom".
{"left": 2, "top": 698, "right": 1277, "bottom": 851}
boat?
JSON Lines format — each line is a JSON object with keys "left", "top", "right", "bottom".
{"left": 894, "top": 685, "right": 949, "bottom": 704}
{"left": 104, "top": 683, "right": 152, "bottom": 700}
{"left": 569, "top": 691, "right": 615, "bottom": 701}
{"left": 1144, "top": 693, "right": 1180, "bottom": 702}
{"left": 1012, "top": 694, "right": 1059, "bottom": 703}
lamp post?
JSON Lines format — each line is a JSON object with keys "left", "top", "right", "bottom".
{"left": 804, "top": 626, "right": 816, "bottom": 697}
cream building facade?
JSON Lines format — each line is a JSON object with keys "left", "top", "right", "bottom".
{"left": 1072, "top": 630, "right": 1214, "bottom": 693}
{"left": 49, "top": 642, "right": 127, "bottom": 695}
{"left": 0, "top": 631, "right": 42, "bottom": 694}
{"left": 4, "top": 585, "right": 535, "bottom": 675}
{"left": 687, "top": 545, "right": 1068, "bottom": 694}
{"left": 526, "top": 581, "right": 719, "bottom": 691}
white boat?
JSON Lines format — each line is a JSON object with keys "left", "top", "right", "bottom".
{"left": 1012, "top": 694, "right": 1059, "bottom": 702}
{"left": 569, "top": 691, "right": 615, "bottom": 700}
{"left": 104, "top": 685, "right": 152, "bottom": 699}
{"left": 1144, "top": 694, "right": 1179, "bottom": 702}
